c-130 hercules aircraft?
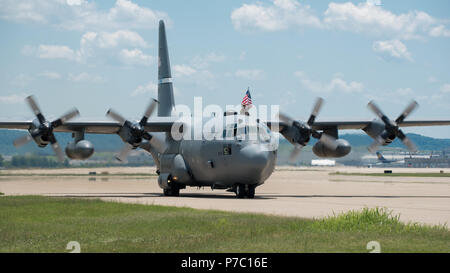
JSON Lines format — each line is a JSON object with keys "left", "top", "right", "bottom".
{"left": 1, "top": 20, "right": 450, "bottom": 198}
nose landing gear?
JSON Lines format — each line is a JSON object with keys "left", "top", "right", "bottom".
{"left": 235, "top": 184, "right": 256, "bottom": 199}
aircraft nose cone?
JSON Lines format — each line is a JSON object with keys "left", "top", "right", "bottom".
{"left": 238, "top": 145, "right": 274, "bottom": 182}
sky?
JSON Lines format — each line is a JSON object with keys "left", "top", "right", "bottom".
{"left": 0, "top": 0, "right": 449, "bottom": 138}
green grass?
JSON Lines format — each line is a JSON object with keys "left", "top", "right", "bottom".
{"left": 0, "top": 196, "right": 448, "bottom": 253}
{"left": 330, "top": 172, "right": 450, "bottom": 178}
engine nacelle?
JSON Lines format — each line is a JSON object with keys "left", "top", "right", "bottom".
{"left": 312, "top": 139, "right": 351, "bottom": 158}
{"left": 32, "top": 134, "right": 50, "bottom": 147}
{"left": 28, "top": 120, "right": 50, "bottom": 147}
{"left": 363, "top": 120, "right": 395, "bottom": 145}
{"left": 159, "top": 154, "right": 192, "bottom": 186}
{"left": 280, "top": 122, "right": 311, "bottom": 146}
{"left": 65, "top": 140, "right": 94, "bottom": 160}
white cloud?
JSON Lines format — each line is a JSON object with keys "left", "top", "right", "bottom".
{"left": 231, "top": 1, "right": 450, "bottom": 40}
{"left": 168, "top": 53, "right": 223, "bottom": 89}
{"left": 173, "top": 64, "right": 197, "bottom": 77}
{"left": 441, "top": 84, "right": 450, "bottom": 94}
{"left": 89, "top": 30, "right": 148, "bottom": 49}
{"left": 30, "top": 30, "right": 151, "bottom": 65}
{"left": 323, "top": 2, "right": 439, "bottom": 40}
{"left": 68, "top": 72, "right": 104, "bottom": 83}
{"left": 294, "top": 71, "right": 364, "bottom": 94}
{"left": 21, "top": 45, "right": 36, "bottom": 56}
{"left": 191, "top": 53, "right": 226, "bottom": 69}
{"left": 428, "top": 76, "right": 438, "bottom": 83}
{"left": 0, "top": 93, "right": 27, "bottom": 104}
{"left": 235, "top": 69, "right": 264, "bottom": 80}
{"left": 239, "top": 51, "right": 247, "bottom": 61}
{"left": 366, "top": 0, "right": 382, "bottom": 6}
{"left": 0, "top": 0, "right": 170, "bottom": 31}
{"left": 395, "top": 87, "right": 414, "bottom": 96}
{"left": 429, "top": 25, "right": 450, "bottom": 38}
{"left": 38, "top": 71, "right": 61, "bottom": 79}
{"left": 373, "top": 40, "right": 413, "bottom": 62}
{"left": 37, "top": 45, "right": 77, "bottom": 60}
{"left": 119, "top": 48, "right": 154, "bottom": 66}
{"left": 66, "top": 0, "right": 86, "bottom": 6}
{"left": 12, "top": 73, "right": 33, "bottom": 87}
{"left": 131, "top": 81, "right": 157, "bottom": 97}
{"left": 231, "top": 0, "right": 321, "bottom": 32}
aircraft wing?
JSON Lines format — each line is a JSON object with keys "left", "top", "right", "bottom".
{"left": 0, "top": 120, "right": 177, "bottom": 134}
{"left": 312, "top": 121, "right": 371, "bottom": 130}
{"left": 393, "top": 120, "right": 450, "bottom": 127}
{"left": 312, "top": 120, "right": 450, "bottom": 130}
{"left": 266, "top": 120, "right": 379, "bottom": 131}
{"left": 266, "top": 120, "right": 450, "bottom": 132}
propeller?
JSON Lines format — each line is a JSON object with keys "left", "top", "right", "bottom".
{"left": 278, "top": 98, "right": 338, "bottom": 164}
{"left": 367, "top": 100, "right": 419, "bottom": 153}
{"left": 13, "top": 95, "right": 80, "bottom": 162}
{"left": 106, "top": 99, "right": 165, "bottom": 162}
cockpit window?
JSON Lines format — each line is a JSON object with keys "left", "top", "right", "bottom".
{"left": 222, "top": 123, "right": 271, "bottom": 142}
{"left": 258, "top": 124, "right": 271, "bottom": 142}
{"left": 223, "top": 123, "right": 237, "bottom": 139}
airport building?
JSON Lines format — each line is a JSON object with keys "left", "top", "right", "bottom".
{"left": 405, "top": 150, "right": 450, "bottom": 168}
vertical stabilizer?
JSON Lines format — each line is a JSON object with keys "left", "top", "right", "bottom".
{"left": 158, "top": 20, "right": 175, "bottom": 117}
{"left": 376, "top": 152, "right": 386, "bottom": 162}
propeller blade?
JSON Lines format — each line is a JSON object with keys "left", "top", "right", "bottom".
{"left": 148, "top": 134, "right": 166, "bottom": 153}
{"left": 51, "top": 141, "right": 65, "bottom": 163}
{"left": 278, "top": 112, "right": 294, "bottom": 126}
{"left": 367, "top": 101, "right": 386, "bottom": 120}
{"left": 13, "top": 134, "right": 33, "bottom": 147}
{"left": 48, "top": 134, "right": 65, "bottom": 163}
{"left": 142, "top": 99, "right": 158, "bottom": 120}
{"left": 139, "top": 99, "right": 158, "bottom": 126}
{"left": 288, "top": 144, "right": 304, "bottom": 164}
{"left": 115, "top": 143, "right": 134, "bottom": 162}
{"left": 143, "top": 132, "right": 166, "bottom": 153}
{"left": 106, "top": 109, "right": 127, "bottom": 126}
{"left": 368, "top": 136, "right": 384, "bottom": 153}
{"left": 395, "top": 100, "right": 418, "bottom": 124}
{"left": 397, "top": 130, "right": 418, "bottom": 153}
{"left": 307, "top": 97, "right": 324, "bottom": 126}
{"left": 319, "top": 133, "right": 338, "bottom": 150}
{"left": 52, "top": 108, "right": 80, "bottom": 127}
{"left": 26, "top": 95, "right": 42, "bottom": 116}
{"left": 401, "top": 136, "right": 418, "bottom": 153}
{"left": 26, "top": 95, "right": 46, "bottom": 123}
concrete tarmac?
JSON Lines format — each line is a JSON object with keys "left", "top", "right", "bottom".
{"left": 1, "top": 166, "right": 449, "bottom": 226}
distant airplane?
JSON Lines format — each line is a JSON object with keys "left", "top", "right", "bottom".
{"left": 1, "top": 20, "right": 450, "bottom": 198}
{"left": 376, "top": 152, "right": 405, "bottom": 165}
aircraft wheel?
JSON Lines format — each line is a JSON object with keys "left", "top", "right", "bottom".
{"left": 236, "top": 184, "right": 246, "bottom": 199}
{"left": 163, "top": 186, "right": 180, "bottom": 196}
{"left": 171, "top": 187, "right": 180, "bottom": 197}
{"left": 247, "top": 185, "right": 255, "bottom": 199}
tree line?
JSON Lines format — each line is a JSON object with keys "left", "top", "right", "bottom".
{"left": 0, "top": 154, "right": 69, "bottom": 168}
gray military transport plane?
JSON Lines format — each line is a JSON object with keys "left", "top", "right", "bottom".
{"left": 1, "top": 20, "right": 450, "bottom": 198}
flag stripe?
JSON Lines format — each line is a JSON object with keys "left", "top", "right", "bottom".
{"left": 241, "top": 89, "right": 252, "bottom": 106}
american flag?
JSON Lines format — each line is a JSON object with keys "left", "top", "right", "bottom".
{"left": 241, "top": 88, "right": 252, "bottom": 108}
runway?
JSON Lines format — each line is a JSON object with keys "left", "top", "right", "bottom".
{"left": 1, "top": 166, "right": 449, "bottom": 226}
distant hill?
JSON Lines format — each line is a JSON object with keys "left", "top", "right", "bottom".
{"left": 0, "top": 129, "right": 449, "bottom": 156}
{"left": 340, "top": 133, "right": 450, "bottom": 151}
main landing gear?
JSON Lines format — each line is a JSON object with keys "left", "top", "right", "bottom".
{"left": 163, "top": 183, "right": 182, "bottom": 197}
{"left": 235, "top": 184, "right": 256, "bottom": 199}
